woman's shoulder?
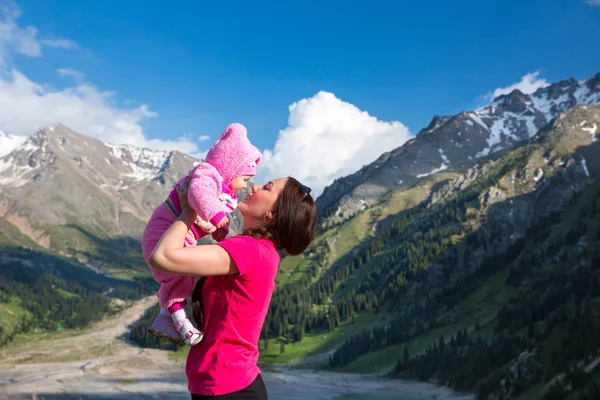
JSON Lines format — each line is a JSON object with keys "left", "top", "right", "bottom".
{"left": 217, "top": 235, "right": 279, "bottom": 277}
{"left": 220, "top": 235, "right": 278, "bottom": 260}
{"left": 221, "top": 235, "right": 277, "bottom": 254}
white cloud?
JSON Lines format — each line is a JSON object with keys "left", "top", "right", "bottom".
{"left": 0, "top": 69, "right": 198, "bottom": 154}
{"left": 58, "top": 67, "right": 84, "bottom": 80}
{"left": 0, "top": 2, "right": 41, "bottom": 64}
{"left": 41, "top": 38, "right": 78, "bottom": 49}
{"left": 484, "top": 71, "right": 549, "bottom": 101}
{"left": 585, "top": 0, "right": 600, "bottom": 6}
{"left": 0, "top": 1, "right": 198, "bottom": 155}
{"left": 198, "top": 135, "right": 210, "bottom": 142}
{"left": 258, "top": 91, "right": 411, "bottom": 196}
{"left": 0, "top": 1, "right": 78, "bottom": 65}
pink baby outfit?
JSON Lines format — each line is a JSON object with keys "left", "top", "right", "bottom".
{"left": 142, "top": 123, "right": 262, "bottom": 309}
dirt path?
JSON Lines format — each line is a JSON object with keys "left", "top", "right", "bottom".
{"left": 0, "top": 296, "right": 192, "bottom": 399}
{"left": 0, "top": 297, "right": 474, "bottom": 400}
{"left": 0, "top": 296, "right": 162, "bottom": 367}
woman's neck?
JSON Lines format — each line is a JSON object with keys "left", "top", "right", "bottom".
{"left": 242, "top": 218, "right": 260, "bottom": 232}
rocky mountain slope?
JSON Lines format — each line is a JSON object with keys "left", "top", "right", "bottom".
{"left": 247, "top": 102, "right": 600, "bottom": 400}
{"left": 3, "top": 72, "right": 600, "bottom": 399}
{"left": 0, "top": 124, "right": 249, "bottom": 267}
{"left": 0, "top": 124, "right": 252, "bottom": 346}
{"left": 0, "top": 124, "right": 198, "bottom": 249}
{"left": 317, "top": 72, "right": 600, "bottom": 228}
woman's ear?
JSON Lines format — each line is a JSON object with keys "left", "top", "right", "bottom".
{"left": 265, "top": 211, "right": 276, "bottom": 222}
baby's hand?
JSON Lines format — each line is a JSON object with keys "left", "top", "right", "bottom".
{"left": 215, "top": 215, "right": 229, "bottom": 229}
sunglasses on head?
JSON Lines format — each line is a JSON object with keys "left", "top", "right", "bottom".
{"left": 300, "top": 184, "right": 312, "bottom": 199}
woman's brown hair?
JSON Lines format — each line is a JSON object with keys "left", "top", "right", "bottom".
{"left": 192, "top": 177, "right": 317, "bottom": 327}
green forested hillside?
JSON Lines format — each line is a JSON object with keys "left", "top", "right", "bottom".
{"left": 259, "top": 105, "right": 600, "bottom": 399}
{"left": 0, "top": 243, "right": 157, "bottom": 346}
{"left": 126, "top": 105, "right": 600, "bottom": 399}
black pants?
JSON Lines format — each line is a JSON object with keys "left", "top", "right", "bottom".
{"left": 191, "top": 374, "right": 267, "bottom": 400}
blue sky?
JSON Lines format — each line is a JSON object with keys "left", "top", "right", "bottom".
{"left": 1, "top": 0, "right": 600, "bottom": 193}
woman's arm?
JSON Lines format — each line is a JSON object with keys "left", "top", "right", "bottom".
{"left": 148, "top": 184, "right": 239, "bottom": 277}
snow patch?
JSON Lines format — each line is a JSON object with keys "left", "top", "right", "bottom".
{"left": 574, "top": 79, "right": 600, "bottom": 105}
{"left": 438, "top": 148, "right": 450, "bottom": 165}
{"left": 574, "top": 83, "right": 591, "bottom": 104}
{"left": 581, "top": 123, "right": 598, "bottom": 141}
{"left": 523, "top": 115, "right": 538, "bottom": 138}
{"left": 476, "top": 148, "right": 490, "bottom": 158}
{"left": 533, "top": 169, "right": 544, "bottom": 182}
{"left": 0, "top": 156, "right": 34, "bottom": 187}
{"left": 104, "top": 142, "right": 171, "bottom": 182}
{"left": 530, "top": 92, "right": 569, "bottom": 123}
{"left": 0, "top": 132, "right": 28, "bottom": 158}
{"left": 581, "top": 157, "right": 590, "bottom": 177}
{"left": 417, "top": 163, "right": 448, "bottom": 178}
{"left": 417, "top": 148, "right": 451, "bottom": 178}
{"left": 468, "top": 112, "right": 489, "bottom": 131}
{"left": 475, "top": 112, "right": 521, "bottom": 157}
{"left": 0, "top": 157, "right": 12, "bottom": 174}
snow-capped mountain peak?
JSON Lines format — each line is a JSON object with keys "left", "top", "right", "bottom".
{"left": 317, "top": 71, "right": 600, "bottom": 224}
{"left": 0, "top": 124, "right": 194, "bottom": 189}
{"left": 0, "top": 130, "right": 28, "bottom": 158}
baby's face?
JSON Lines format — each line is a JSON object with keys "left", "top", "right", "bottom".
{"left": 229, "top": 175, "right": 252, "bottom": 193}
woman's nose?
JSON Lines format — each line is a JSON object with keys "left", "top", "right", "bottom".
{"left": 251, "top": 185, "right": 260, "bottom": 193}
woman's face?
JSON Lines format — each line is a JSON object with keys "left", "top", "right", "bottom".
{"left": 238, "top": 177, "right": 288, "bottom": 227}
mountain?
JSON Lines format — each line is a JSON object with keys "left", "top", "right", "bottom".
{"left": 3, "top": 72, "right": 600, "bottom": 399}
{"left": 0, "top": 123, "right": 197, "bottom": 247}
{"left": 0, "top": 123, "right": 252, "bottom": 347}
{"left": 317, "top": 72, "right": 600, "bottom": 228}
{"left": 242, "top": 102, "right": 600, "bottom": 400}
{"left": 0, "top": 124, "right": 248, "bottom": 267}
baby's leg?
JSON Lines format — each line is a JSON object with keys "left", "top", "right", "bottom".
{"left": 162, "top": 234, "right": 203, "bottom": 346}
{"left": 144, "top": 218, "right": 203, "bottom": 346}
{"left": 142, "top": 208, "right": 197, "bottom": 307}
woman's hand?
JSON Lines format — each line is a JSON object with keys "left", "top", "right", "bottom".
{"left": 176, "top": 180, "right": 197, "bottom": 218}
{"left": 212, "top": 229, "right": 227, "bottom": 242}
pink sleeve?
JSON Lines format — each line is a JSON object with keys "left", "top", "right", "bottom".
{"left": 187, "top": 164, "right": 226, "bottom": 223}
{"left": 217, "top": 236, "right": 260, "bottom": 276}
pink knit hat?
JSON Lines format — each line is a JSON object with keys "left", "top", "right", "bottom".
{"left": 240, "top": 158, "right": 259, "bottom": 176}
{"left": 204, "top": 123, "right": 262, "bottom": 185}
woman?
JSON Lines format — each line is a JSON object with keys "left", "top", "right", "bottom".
{"left": 149, "top": 177, "right": 317, "bottom": 399}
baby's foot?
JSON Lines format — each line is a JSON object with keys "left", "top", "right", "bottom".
{"left": 174, "top": 318, "right": 203, "bottom": 347}
{"left": 171, "top": 308, "right": 203, "bottom": 347}
{"left": 147, "top": 311, "right": 184, "bottom": 346}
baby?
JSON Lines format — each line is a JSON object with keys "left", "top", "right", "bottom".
{"left": 141, "top": 123, "right": 261, "bottom": 346}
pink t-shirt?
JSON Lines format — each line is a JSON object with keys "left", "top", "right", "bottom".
{"left": 186, "top": 235, "right": 280, "bottom": 396}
